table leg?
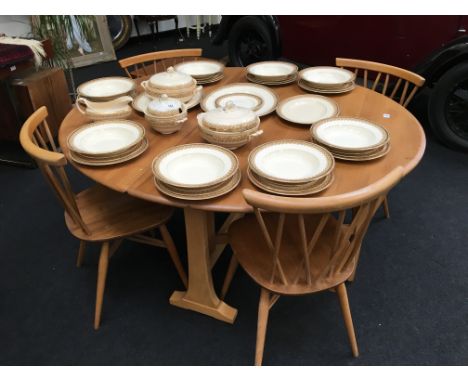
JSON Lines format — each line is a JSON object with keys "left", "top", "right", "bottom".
{"left": 170, "top": 207, "right": 238, "bottom": 323}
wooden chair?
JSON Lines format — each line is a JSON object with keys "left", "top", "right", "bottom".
{"left": 221, "top": 167, "right": 404, "bottom": 365}
{"left": 19, "top": 106, "right": 188, "bottom": 330}
{"left": 119, "top": 48, "right": 203, "bottom": 79}
{"left": 335, "top": 58, "right": 425, "bottom": 219}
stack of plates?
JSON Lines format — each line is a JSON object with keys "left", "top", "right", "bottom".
{"left": 247, "top": 140, "right": 335, "bottom": 196}
{"left": 298, "top": 67, "right": 356, "bottom": 94}
{"left": 276, "top": 95, "right": 339, "bottom": 125}
{"left": 311, "top": 117, "right": 390, "bottom": 161}
{"left": 174, "top": 59, "right": 225, "bottom": 85}
{"left": 67, "top": 120, "right": 148, "bottom": 166}
{"left": 152, "top": 144, "right": 241, "bottom": 200}
{"left": 246, "top": 61, "right": 298, "bottom": 85}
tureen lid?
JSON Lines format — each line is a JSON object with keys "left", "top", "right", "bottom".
{"left": 199, "top": 101, "right": 257, "bottom": 127}
{"left": 147, "top": 94, "right": 183, "bottom": 115}
{"left": 148, "top": 66, "right": 193, "bottom": 88}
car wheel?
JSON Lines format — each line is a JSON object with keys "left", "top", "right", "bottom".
{"left": 106, "top": 15, "right": 133, "bottom": 51}
{"left": 228, "top": 16, "right": 275, "bottom": 67}
{"left": 428, "top": 62, "right": 468, "bottom": 150}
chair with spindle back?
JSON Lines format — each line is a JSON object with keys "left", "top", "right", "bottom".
{"left": 118, "top": 48, "right": 203, "bottom": 79}
{"left": 19, "top": 106, "right": 188, "bottom": 329}
{"left": 221, "top": 167, "right": 404, "bottom": 365}
{"left": 335, "top": 58, "right": 425, "bottom": 219}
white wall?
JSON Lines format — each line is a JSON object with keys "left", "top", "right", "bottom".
{"left": 0, "top": 15, "right": 221, "bottom": 38}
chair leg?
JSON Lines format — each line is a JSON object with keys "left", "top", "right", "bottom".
{"left": 336, "top": 283, "right": 359, "bottom": 357}
{"left": 76, "top": 240, "right": 86, "bottom": 267}
{"left": 159, "top": 224, "right": 188, "bottom": 288}
{"left": 94, "top": 241, "right": 110, "bottom": 330}
{"left": 382, "top": 196, "right": 390, "bottom": 219}
{"left": 255, "top": 288, "right": 271, "bottom": 366}
{"left": 221, "top": 255, "right": 239, "bottom": 299}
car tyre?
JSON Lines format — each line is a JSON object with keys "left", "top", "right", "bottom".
{"left": 428, "top": 62, "right": 468, "bottom": 151}
{"left": 228, "top": 16, "right": 276, "bottom": 67}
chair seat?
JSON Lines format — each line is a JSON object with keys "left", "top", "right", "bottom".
{"left": 64, "top": 185, "right": 174, "bottom": 242}
{"left": 229, "top": 213, "right": 356, "bottom": 295}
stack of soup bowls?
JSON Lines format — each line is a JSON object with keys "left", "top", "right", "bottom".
{"left": 247, "top": 140, "right": 335, "bottom": 196}
{"left": 197, "top": 102, "right": 262, "bottom": 150}
{"left": 76, "top": 77, "right": 135, "bottom": 120}
{"left": 144, "top": 94, "right": 188, "bottom": 134}
{"left": 298, "top": 66, "right": 356, "bottom": 94}
{"left": 246, "top": 61, "right": 298, "bottom": 85}
{"left": 141, "top": 66, "right": 198, "bottom": 103}
{"left": 174, "top": 59, "right": 225, "bottom": 85}
{"left": 152, "top": 143, "right": 241, "bottom": 200}
{"left": 311, "top": 117, "right": 391, "bottom": 161}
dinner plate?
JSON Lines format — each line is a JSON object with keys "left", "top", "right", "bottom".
{"left": 196, "top": 73, "right": 224, "bottom": 85}
{"left": 311, "top": 117, "right": 389, "bottom": 151}
{"left": 299, "top": 67, "right": 355, "bottom": 86}
{"left": 331, "top": 143, "right": 391, "bottom": 161}
{"left": 246, "top": 61, "right": 298, "bottom": 79}
{"left": 68, "top": 120, "right": 145, "bottom": 156}
{"left": 276, "top": 95, "right": 339, "bottom": 125}
{"left": 152, "top": 143, "right": 239, "bottom": 188}
{"left": 201, "top": 83, "right": 278, "bottom": 117}
{"left": 154, "top": 170, "right": 241, "bottom": 200}
{"left": 69, "top": 138, "right": 148, "bottom": 166}
{"left": 248, "top": 168, "right": 334, "bottom": 196}
{"left": 77, "top": 77, "right": 136, "bottom": 102}
{"left": 298, "top": 80, "right": 356, "bottom": 94}
{"left": 248, "top": 140, "right": 334, "bottom": 183}
{"left": 214, "top": 93, "right": 263, "bottom": 111}
{"left": 132, "top": 87, "right": 203, "bottom": 113}
{"left": 174, "top": 59, "right": 224, "bottom": 78}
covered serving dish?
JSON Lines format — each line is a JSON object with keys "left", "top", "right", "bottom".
{"left": 141, "top": 67, "right": 197, "bottom": 102}
{"left": 144, "top": 94, "right": 188, "bottom": 134}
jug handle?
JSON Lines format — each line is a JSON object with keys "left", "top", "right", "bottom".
{"left": 75, "top": 97, "right": 88, "bottom": 114}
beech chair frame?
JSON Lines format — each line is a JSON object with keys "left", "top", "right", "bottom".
{"left": 19, "top": 106, "right": 187, "bottom": 329}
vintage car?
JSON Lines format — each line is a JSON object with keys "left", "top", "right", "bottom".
{"left": 213, "top": 15, "right": 468, "bottom": 150}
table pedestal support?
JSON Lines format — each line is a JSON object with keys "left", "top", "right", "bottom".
{"left": 169, "top": 207, "right": 238, "bottom": 323}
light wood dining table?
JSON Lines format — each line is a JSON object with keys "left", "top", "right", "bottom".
{"left": 58, "top": 67, "right": 426, "bottom": 324}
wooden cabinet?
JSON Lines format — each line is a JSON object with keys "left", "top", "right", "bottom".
{"left": 10, "top": 67, "right": 72, "bottom": 138}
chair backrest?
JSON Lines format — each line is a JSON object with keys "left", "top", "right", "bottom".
{"left": 336, "top": 58, "right": 425, "bottom": 108}
{"left": 19, "top": 106, "right": 90, "bottom": 235}
{"left": 242, "top": 167, "right": 404, "bottom": 287}
{"left": 118, "top": 48, "right": 203, "bottom": 78}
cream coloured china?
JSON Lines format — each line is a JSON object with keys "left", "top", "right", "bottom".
{"left": 299, "top": 66, "right": 355, "bottom": 87}
{"left": 132, "top": 86, "right": 203, "bottom": 113}
{"left": 198, "top": 101, "right": 259, "bottom": 131}
{"left": 214, "top": 93, "right": 263, "bottom": 111}
{"left": 197, "top": 73, "right": 224, "bottom": 85}
{"left": 68, "top": 120, "right": 145, "bottom": 156}
{"left": 201, "top": 83, "right": 278, "bottom": 117}
{"left": 246, "top": 73, "right": 297, "bottom": 86}
{"left": 312, "top": 117, "right": 389, "bottom": 151}
{"left": 247, "top": 61, "right": 298, "bottom": 79}
{"left": 143, "top": 66, "right": 194, "bottom": 90}
{"left": 77, "top": 77, "right": 136, "bottom": 102}
{"left": 174, "top": 59, "right": 224, "bottom": 78}
{"left": 276, "top": 95, "right": 339, "bottom": 125}
{"left": 147, "top": 94, "right": 186, "bottom": 117}
{"left": 153, "top": 144, "right": 239, "bottom": 188}
{"left": 298, "top": 79, "right": 355, "bottom": 94}
{"left": 249, "top": 140, "right": 334, "bottom": 183}
{"left": 76, "top": 95, "right": 133, "bottom": 114}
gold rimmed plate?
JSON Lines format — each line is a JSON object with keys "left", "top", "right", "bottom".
{"left": 77, "top": 77, "right": 136, "bottom": 102}
{"left": 276, "top": 94, "right": 339, "bottom": 125}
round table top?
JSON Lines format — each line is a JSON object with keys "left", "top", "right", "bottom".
{"left": 59, "top": 67, "right": 426, "bottom": 213}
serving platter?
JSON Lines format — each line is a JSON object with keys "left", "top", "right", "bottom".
{"left": 214, "top": 93, "right": 263, "bottom": 111}
{"left": 69, "top": 138, "right": 148, "bottom": 166}
{"left": 248, "top": 140, "right": 334, "bottom": 183}
{"left": 311, "top": 117, "right": 389, "bottom": 151}
{"left": 299, "top": 66, "right": 355, "bottom": 87}
{"left": 67, "top": 120, "right": 145, "bottom": 156}
{"left": 152, "top": 143, "right": 239, "bottom": 188}
{"left": 154, "top": 170, "right": 241, "bottom": 200}
{"left": 276, "top": 95, "right": 339, "bottom": 125}
{"left": 77, "top": 77, "right": 136, "bottom": 102}
{"left": 247, "top": 168, "right": 334, "bottom": 196}
{"left": 201, "top": 83, "right": 278, "bottom": 117}
{"left": 174, "top": 59, "right": 224, "bottom": 78}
